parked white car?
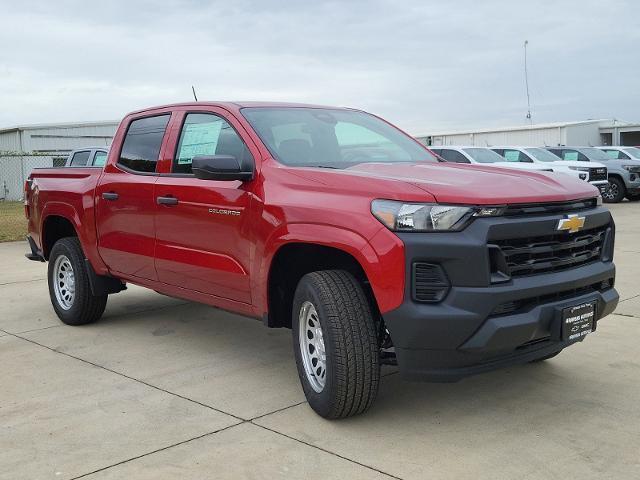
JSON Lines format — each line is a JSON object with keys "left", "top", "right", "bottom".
{"left": 491, "top": 146, "right": 609, "bottom": 193}
{"left": 430, "top": 146, "right": 555, "bottom": 173}
{"left": 597, "top": 146, "right": 640, "bottom": 161}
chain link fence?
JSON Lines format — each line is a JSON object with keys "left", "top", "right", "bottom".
{"left": 0, "top": 153, "right": 64, "bottom": 242}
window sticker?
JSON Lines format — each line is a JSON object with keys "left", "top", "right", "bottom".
{"left": 177, "top": 120, "right": 223, "bottom": 164}
{"left": 563, "top": 151, "right": 578, "bottom": 161}
{"left": 503, "top": 150, "right": 520, "bottom": 162}
{"left": 605, "top": 150, "right": 619, "bottom": 159}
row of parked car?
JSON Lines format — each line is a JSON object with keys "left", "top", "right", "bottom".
{"left": 429, "top": 145, "right": 640, "bottom": 203}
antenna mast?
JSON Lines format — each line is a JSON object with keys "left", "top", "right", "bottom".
{"left": 191, "top": 85, "right": 198, "bottom": 102}
{"left": 524, "top": 40, "right": 532, "bottom": 124}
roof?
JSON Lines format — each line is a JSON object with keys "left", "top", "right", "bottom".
{"left": 0, "top": 120, "right": 119, "bottom": 134}
{"left": 415, "top": 119, "right": 610, "bottom": 138}
{"left": 128, "top": 101, "right": 355, "bottom": 116}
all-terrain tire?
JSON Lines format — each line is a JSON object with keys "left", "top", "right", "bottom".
{"left": 48, "top": 237, "right": 107, "bottom": 325}
{"left": 292, "top": 270, "right": 380, "bottom": 419}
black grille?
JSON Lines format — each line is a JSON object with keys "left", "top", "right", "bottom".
{"left": 589, "top": 167, "right": 607, "bottom": 181}
{"left": 412, "top": 263, "right": 450, "bottom": 303}
{"left": 493, "top": 225, "right": 608, "bottom": 277}
{"left": 503, "top": 198, "right": 598, "bottom": 216}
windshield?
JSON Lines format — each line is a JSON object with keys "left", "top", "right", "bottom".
{"left": 462, "top": 148, "right": 505, "bottom": 163}
{"left": 624, "top": 147, "right": 640, "bottom": 158}
{"left": 241, "top": 107, "right": 437, "bottom": 168}
{"left": 525, "top": 147, "right": 563, "bottom": 162}
{"left": 580, "top": 147, "right": 611, "bottom": 161}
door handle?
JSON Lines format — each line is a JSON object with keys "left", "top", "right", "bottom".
{"left": 102, "top": 192, "right": 119, "bottom": 201}
{"left": 157, "top": 195, "right": 179, "bottom": 206}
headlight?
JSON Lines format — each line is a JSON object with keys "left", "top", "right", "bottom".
{"left": 371, "top": 200, "right": 501, "bottom": 232}
{"left": 568, "top": 166, "right": 591, "bottom": 172}
{"left": 622, "top": 165, "right": 640, "bottom": 173}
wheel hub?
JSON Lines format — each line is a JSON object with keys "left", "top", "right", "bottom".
{"left": 298, "top": 301, "right": 327, "bottom": 393}
{"left": 53, "top": 255, "right": 75, "bottom": 310}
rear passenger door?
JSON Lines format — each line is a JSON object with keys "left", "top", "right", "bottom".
{"left": 153, "top": 110, "right": 256, "bottom": 304}
{"left": 96, "top": 113, "right": 171, "bottom": 280}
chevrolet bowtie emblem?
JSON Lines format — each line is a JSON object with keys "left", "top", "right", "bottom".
{"left": 557, "top": 214, "right": 586, "bottom": 233}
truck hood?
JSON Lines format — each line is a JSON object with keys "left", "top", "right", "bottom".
{"left": 342, "top": 162, "right": 598, "bottom": 204}
{"left": 548, "top": 160, "right": 606, "bottom": 169}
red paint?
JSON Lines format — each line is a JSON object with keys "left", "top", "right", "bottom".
{"left": 25, "top": 102, "right": 599, "bottom": 319}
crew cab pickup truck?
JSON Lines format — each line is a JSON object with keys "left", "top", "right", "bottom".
{"left": 25, "top": 102, "right": 619, "bottom": 419}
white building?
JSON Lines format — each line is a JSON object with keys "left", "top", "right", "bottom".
{"left": 0, "top": 120, "right": 118, "bottom": 201}
{"left": 416, "top": 119, "right": 640, "bottom": 148}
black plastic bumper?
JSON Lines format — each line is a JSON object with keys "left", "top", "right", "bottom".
{"left": 383, "top": 206, "right": 619, "bottom": 382}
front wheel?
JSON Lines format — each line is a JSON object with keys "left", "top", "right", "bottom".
{"left": 48, "top": 237, "right": 107, "bottom": 325}
{"left": 292, "top": 270, "right": 380, "bottom": 419}
{"left": 602, "top": 177, "right": 626, "bottom": 203}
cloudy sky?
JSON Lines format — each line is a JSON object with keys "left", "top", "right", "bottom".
{"left": 1, "top": 0, "right": 638, "bottom": 134}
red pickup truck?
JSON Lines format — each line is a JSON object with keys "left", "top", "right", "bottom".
{"left": 25, "top": 102, "right": 618, "bottom": 418}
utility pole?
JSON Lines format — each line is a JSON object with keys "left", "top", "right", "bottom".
{"left": 524, "top": 40, "right": 532, "bottom": 124}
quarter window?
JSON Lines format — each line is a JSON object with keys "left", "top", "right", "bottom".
{"left": 174, "top": 113, "right": 253, "bottom": 174}
{"left": 118, "top": 114, "right": 170, "bottom": 173}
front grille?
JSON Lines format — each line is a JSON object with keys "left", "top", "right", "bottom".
{"left": 412, "top": 263, "right": 450, "bottom": 303}
{"left": 589, "top": 167, "right": 607, "bottom": 181}
{"left": 493, "top": 225, "right": 608, "bottom": 277}
{"left": 503, "top": 198, "right": 598, "bottom": 216}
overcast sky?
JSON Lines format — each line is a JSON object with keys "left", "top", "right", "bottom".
{"left": 1, "top": 0, "right": 638, "bottom": 134}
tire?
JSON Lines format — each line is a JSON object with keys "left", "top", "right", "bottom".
{"left": 602, "top": 177, "right": 625, "bottom": 203}
{"left": 529, "top": 351, "right": 561, "bottom": 363}
{"left": 292, "top": 270, "right": 380, "bottom": 419}
{"left": 48, "top": 237, "right": 107, "bottom": 325}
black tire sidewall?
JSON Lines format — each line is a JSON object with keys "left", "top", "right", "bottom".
{"left": 47, "top": 238, "right": 105, "bottom": 325}
{"left": 292, "top": 276, "right": 335, "bottom": 417}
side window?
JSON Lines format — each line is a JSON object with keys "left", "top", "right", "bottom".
{"left": 70, "top": 151, "right": 90, "bottom": 166}
{"left": 441, "top": 150, "right": 469, "bottom": 163}
{"left": 93, "top": 151, "right": 108, "bottom": 167}
{"left": 503, "top": 149, "right": 526, "bottom": 162}
{"left": 118, "top": 114, "right": 171, "bottom": 173}
{"left": 492, "top": 149, "right": 504, "bottom": 156}
{"left": 174, "top": 113, "right": 253, "bottom": 174}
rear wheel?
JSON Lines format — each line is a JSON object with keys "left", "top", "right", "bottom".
{"left": 602, "top": 177, "right": 625, "bottom": 203}
{"left": 292, "top": 270, "right": 380, "bottom": 419}
{"left": 48, "top": 237, "right": 107, "bottom": 325}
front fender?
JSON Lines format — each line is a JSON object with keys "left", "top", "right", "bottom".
{"left": 257, "top": 222, "right": 405, "bottom": 315}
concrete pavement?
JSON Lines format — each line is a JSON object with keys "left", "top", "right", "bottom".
{"left": 1, "top": 203, "right": 639, "bottom": 479}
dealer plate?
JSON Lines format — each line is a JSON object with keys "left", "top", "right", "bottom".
{"left": 562, "top": 302, "right": 596, "bottom": 344}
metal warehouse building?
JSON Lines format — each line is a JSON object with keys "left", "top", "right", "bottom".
{"left": 416, "top": 119, "right": 640, "bottom": 148}
{"left": 0, "top": 121, "right": 118, "bottom": 201}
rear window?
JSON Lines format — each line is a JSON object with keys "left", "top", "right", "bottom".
{"left": 118, "top": 114, "right": 170, "bottom": 173}
{"left": 462, "top": 148, "right": 504, "bottom": 163}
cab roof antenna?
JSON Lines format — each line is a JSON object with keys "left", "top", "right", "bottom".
{"left": 191, "top": 86, "right": 198, "bottom": 102}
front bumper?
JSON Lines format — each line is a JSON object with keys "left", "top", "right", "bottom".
{"left": 383, "top": 206, "right": 618, "bottom": 382}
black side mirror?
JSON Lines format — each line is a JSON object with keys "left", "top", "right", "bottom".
{"left": 192, "top": 155, "right": 253, "bottom": 181}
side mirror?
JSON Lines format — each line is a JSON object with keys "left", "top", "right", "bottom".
{"left": 192, "top": 155, "right": 253, "bottom": 181}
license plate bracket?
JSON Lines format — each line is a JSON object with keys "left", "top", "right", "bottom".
{"left": 562, "top": 302, "right": 596, "bottom": 344}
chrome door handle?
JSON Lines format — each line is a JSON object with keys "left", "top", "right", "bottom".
{"left": 157, "top": 196, "right": 178, "bottom": 206}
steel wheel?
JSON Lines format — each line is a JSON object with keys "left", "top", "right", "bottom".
{"left": 298, "top": 300, "right": 326, "bottom": 393}
{"left": 53, "top": 254, "right": 75, "bottom": 310}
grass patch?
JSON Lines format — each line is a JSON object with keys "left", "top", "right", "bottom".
{"left": 0, "top": 201, "right": 26, "bottom": 242}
